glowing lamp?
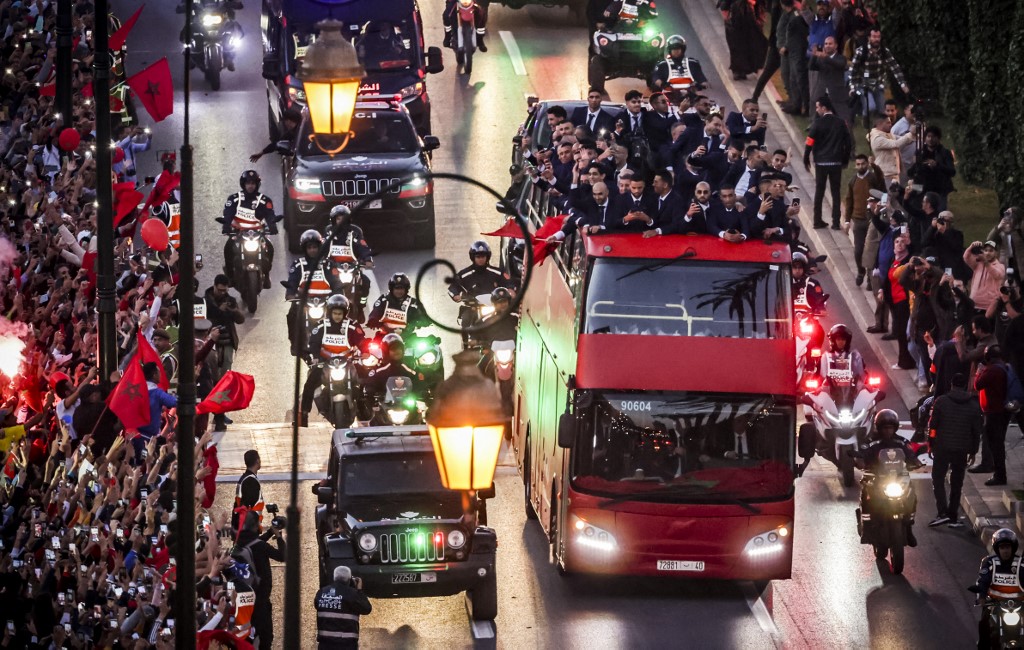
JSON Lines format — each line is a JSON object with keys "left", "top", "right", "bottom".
{"left": 799, "top": 319, "right": 814, "bottom": 335}
{"left": 804, "top": 377, "right": 820, "bottom": 391}
{"left": 810, "top": 348, "right": 821, "bottom": 358}
{"left": 298, "top": 20, "right": 365, "bottom": 155}
{"left": 426, "top": 349, "right": 507, "bottom": 491}
{"left": 867, "top": 375, "right": 881, "bottom": 387}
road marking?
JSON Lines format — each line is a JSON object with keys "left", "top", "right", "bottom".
{"left": 499, "top": 31, "right": 527, "bottom": 76}
{"left": 741, "top": 582, "right": 781, "bottom": 637}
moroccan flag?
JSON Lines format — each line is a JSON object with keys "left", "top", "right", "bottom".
{"left": 107, "top": 359, "right": 151, "bottom": 431}
{"left": 196, "top": 372, "right": 255, "bottom": 415}
{"left": 113, "top": 182, "right": 144, "bottom": 226}
{"left": 143, "top": 171, "right": 181, "bottom": 214}
{"left": 109, "top": 5, "right": 145, "bottom": 51}
{"left": 136, "top": 329, "right": 169, "bottom": 390}
{"left": 38, "top": 84, "right": 56, "bottom": 97}
{"left": 481, "top": 218, "right": 524, "bottom": 239}
{"left": 127, "top": 58, "right": 173, "bottom": 122}
{"left": 531, "top": 215, "right": 569, "bottom": 266}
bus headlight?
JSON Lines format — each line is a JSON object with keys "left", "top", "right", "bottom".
{"left": 386, "top": 409, "right": 410, "bottom": 425}
{"left": 570, "top": 515, "right": 616, "bottom": 552}
{"left": 447, "top": 529, "right": 466, "bottom": 549}
{"left": 744, "top": 525, "right": 791, "bottom": 557}
{"left": 883, "top": 482, "right": 905, "bottom": 498}
{"left": 357, "top": 532, "right": 377, "bottom": 553}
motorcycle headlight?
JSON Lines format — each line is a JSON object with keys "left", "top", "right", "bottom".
{"left": 361, "top": 356, "right": 379, "bottom": 367}
{"left": 838, "top": 409, "right": 854, "bottom": 424}
{"left": 293, "top": 178, "right": 320, "bottom": 192}
{"left": 242, "top": 239, "right": 260, "bottom": 252}
{"left": 387, "top": 409, "right": 410, "bottom": 425}
{"left": 447, "top": 529, "right": 466, "bottom": 549}
{"left": 308, "top": 305, "right": 324, "bottom": 320}
{"left": 480, "top": 305, "right": 495, "bottom": 318}
{"left": 338, "top": 270, "right": 353, "bottom": 284}
{"left": 357, "top": 532, "right": 377, "bottom": 552}
{"left": 229, "top": 35, "right": 242, "bottom": 49}
{"left": 417, "top": 351, "right": 438, "bottom": 366}
{"left": 1004, "top": 611, "right": 1021, "bottom": 626}
{"left": 201, "top": 13, "right": 223, "bottom": 27}
{"left": 494, "top": 349, "right": 513, "bottom": 364}
{"left": 883, "top": 482, "right": 904, "bottom": 498}
{"left": 330, "top": 366, "right": 347, "bottom": 381}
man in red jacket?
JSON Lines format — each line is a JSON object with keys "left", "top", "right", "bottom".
{"left": 975, "top": 345, "right": 1011, "bottom": 486}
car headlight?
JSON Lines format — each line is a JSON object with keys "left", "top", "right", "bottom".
{"left": 399, "top": 82, "right": 424, "bottom": 99}
{"left": 494, "top": 349, "right": 514, "bottom": 365}
{"left": 417, "top": 351, "right": 438, "bottom": 366}
{"left": 387, "top": 409, "right": 410, "bottom": 425}
{"left": 293, "top": 178, "right": 320, "bottom": 192}
{"left": 1004, "top": 610, "right": 1021, "bottom": 626}
{"left": 357, "top": 532, "right": 377, "bottom": 552}
{"left": 330, "top": 366, "right": 347, "bottom": 381}
{"left": 242, "top": 239, "right": 260, "bottom": 252}
{"left": 447, "top": 529, "right": 466, "bottom": 549}
{"left": 338, "top": 270, "right": 353, "bottom": 284}
{"left": 308, "top": 305, "right": 324, "bottom": 320}
{"left": 201, "top": 13, "right": 223, "bottom": 27}
{"left": 883, "top": 482, "right": 904, "bottom": 498}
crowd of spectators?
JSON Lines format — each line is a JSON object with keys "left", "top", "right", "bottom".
{"left": 0, "top": 2, "right": 268, "bottom": 647}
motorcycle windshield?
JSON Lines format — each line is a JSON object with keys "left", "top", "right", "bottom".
{"left": 571, "top": 390, "right": 795, "bottom": 501}
{"left": 385, "top": 376, "right": 414, "bottom": 403}
{"left": 876, "top": 448, "right": 908, "bottom": 478}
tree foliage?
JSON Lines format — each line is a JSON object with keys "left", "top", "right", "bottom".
{"left": 875, "top": 0, "right": 1023, "bottom": 207}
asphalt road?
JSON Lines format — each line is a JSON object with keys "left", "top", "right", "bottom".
{"left": 127, "top": 0, "right": 985, "bottom": 646}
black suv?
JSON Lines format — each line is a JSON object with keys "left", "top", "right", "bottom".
{"left": 281, "top": 99, "right": 439, "bottom": 252}
{"left": 312, "top": 426, "right": 497, "bottom": 621}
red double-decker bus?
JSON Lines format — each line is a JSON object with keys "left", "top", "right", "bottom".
{"left": 511, "top": 232, "right": 796, "bottom": 581}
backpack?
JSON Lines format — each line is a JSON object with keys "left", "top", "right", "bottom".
{"left": 1004, "top": 364, "right": 1024, "bottom": 411}
{"left": 231, "top": 538, "right": 262, "bottom": 589}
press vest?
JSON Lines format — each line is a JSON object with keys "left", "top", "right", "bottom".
{"left": 315, "top": 583, "right": 363, "bottom": 646}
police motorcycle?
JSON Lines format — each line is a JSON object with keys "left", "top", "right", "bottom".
{"left": 459, "top": 293, "right": 496, "bottom": 347}
{"left": 403, "top": 327, "right": 444, "bottom": 393}
{"left": 308, "top": 296, "right": 361, "bottom": 429}
{"left": 971, "top": 529, "right": 1024, "bottom": 649}
{"left": 853, "top": 411, "right": 917, "bottom": 576}
{"left": 176, "top": 0, "right": 243, "bottom": 91}
{"left": 449, "top": 0, "right": 483, "bottom": 74}
{"left": 589, "top": 0, "right": 663, "bottom": 93}
{"left": 216, "top": 216, "right": 280, "bottom": 315}
{"left": 334, "top": 261, "right": 367, "bottom": 323}
{"left": 368, "top": 375, "right": 427, "bottom": 426}
{"left": 798, "top": 325, "right": 885, "bottom": 487}
{"left": 650, "top": 35, "right": 705, "bottom": 105}
{"left": 795, "top": 305, "right": 826, "bottom": 385}
{"left": 325, "top": 206, "right": 372, "bottom": 323}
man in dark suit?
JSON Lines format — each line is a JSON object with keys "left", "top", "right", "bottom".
{"left": 745, "top": 175, "right": 798, "bottom": 241}
{"left": 644, "top": 170, "right": 706, "bottom": 237}
{"left": 678, "top": 95, "right": 713, "bottom": 129}
{"left": 725, "top": 99, "right": 768, "bottom": 146}
{"left": 671, "top": 113, "right": 728, "bottom": 161}
{"left": 571, "top": 88, "right": 616, "bottom": 136}
{"left": 723, "top": 144, "right": 766, "bottom": 198}
{"left": 614, "top": 89, "right": 648, "bottom": 142}
{"left": 568, "top": 162, "right": 619, "bottom": 210}
{"left": 549, "top": 181, "right": 614, "bottom": 241}
{"left": 687, "top": 139, "right": 742, "bottom": 192}
{"left": 642, "top": 92, "right": 678, "bottom": 165}
{"left": 609, "top": 176, "right": 658, "bottom": 232}
{"left": 706, "top": 185, "right": 748, "bottom": 242}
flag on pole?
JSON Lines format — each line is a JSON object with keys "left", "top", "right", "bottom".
{"left": 126, "top": 58, "right": 174, "bottom": 122}
{"left": 109, "top": 5, "right": 145, "bottom": 51}
{"left": 196, "top": 372, "right": 256, "bottom": 415}
{"left": 113, "top": 182, "right": 144, "bottom": 226}
{"left": 480, "top": 218, "right": 524, "bottom": 239}
{"left": 135, "top": 329, "right": 169, "bottom": 390}
{"left": 531, "top": 215, "right": 569, "bottom": 266}
{"left": 107, "top": 359, "right": 151, "bottom": 431}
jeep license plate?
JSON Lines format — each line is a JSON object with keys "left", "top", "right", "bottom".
{"left": 391, "top": 572, "right": 436, "bottom": 584}
{"left": 657, "top": 560, "right": 704, "bottom": 572}
{"left": 340, "top": 199, "right": 381, "bottom": 210}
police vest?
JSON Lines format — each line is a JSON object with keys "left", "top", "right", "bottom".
{"left": 315, "top": 584, "right": 362, "bottom": 646}
{"left": 320, "top": 322, "right": 355, "bottom": 360}
{"left": 793, "top": 280, "right": 810, "bottom": 309}
{"left": 166, "top": 202, "right": 181, "bottom": 249}
{"left": 380, "top": 297, "right": 412, "bottom": 331}
{"left": 231, "top": 194, "right": 264, "bottom": 231}
{"left": 329, "top": 230, "right": 356, "bottom": 264}
{"left": 666, "top": 57, "right": 696, "bottom": 89}
{"left": 989, "top": 556, "right": 1024, "bottom": 600}
{"left": 301, "top": 264, "right": 333, "bottom": 297}
{"left": 234, "top": 474, "right": 265, "bottom": 517}
{"left": 826, "top": 354, "right": 853, "bottom": 386}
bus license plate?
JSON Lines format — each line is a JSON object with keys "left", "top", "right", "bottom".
{"left": 391, "top": 572, "right": 436, "bottom": 584}
{"left": 341, "top": 199, "right": 382, "bottom": 210}
{"left": 657, "top": 560, "right": 704, "bottom": 572}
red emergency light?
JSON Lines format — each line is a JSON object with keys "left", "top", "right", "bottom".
{"left": 867, "top": 375, "right": 881, "bottom": 387}
{"left": 799, "top": 319, "right": 814, "bottom": 335}
{"left": 804, "top": 377, "right": 820, "bottom": 391}
{"left": 810, "top": 348, "right": 821, "bottom": 358}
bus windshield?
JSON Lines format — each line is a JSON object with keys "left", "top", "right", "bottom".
{"left": 583, "top": 258, "right": 791, "bottom": 338}
{"left": 571, "top": 391, "right": 795, "bottom": 501}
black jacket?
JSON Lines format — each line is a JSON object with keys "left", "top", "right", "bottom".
{"left": 570, "top": 106, "right": 616, "bottom": 135}
{"left": 314, "top": 579, "right": 373, "bottom": 648}
{"left": 235, "top": 529, "right": 286, "bottom": 597}
{"left": 803, "top": 112, "right": 851, "bottom": 167}
{"left": 928, "top": 388, "right": 983, "bottom": 455}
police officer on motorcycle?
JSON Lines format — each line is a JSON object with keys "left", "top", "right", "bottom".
{"left": 478, "top": 286, "right": 519, "bottom": 346}
{"left": 972, "top": 528, "right": 1024, "bottom": 649}
{"left": 792, "top": 252, "right": 827, "bottom": 312}
{"left": 443, "top": 0, "right": 488, "bottom": 52}
{"left": 178, "top": 0, "right": 244, "bottom": 71}
{"left": 448, "top": 241, "right": 516, "bottom": 327}
{"left": 324, "top": 205, "right": 373, "bottom": 314}
{"left": 366, "top": 273, "right": 427, "bottom": 334}
{"left": 855, "top": 409, "right": 920, "bottom": 546}
{"left": 301, "top": 295, "right": 365, "bottom": 426}
{"left": 651, "top": 35, "right": 709, "bottom": 97}
{"left": 223, "top": 170, "right": 277, "bottom": 289}
{"left": 360, "top": 333, "right": 424, "bottom": 415}
{"left": 284, "top": 230, "right": 343, "bottom": 354}
{"left": 599, "top": 0, "right": 658, "bottom": 29}
{"left": 820, "top": 324, "right": 866, "bottom": 388}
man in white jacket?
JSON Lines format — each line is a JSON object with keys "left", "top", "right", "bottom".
{"left": 868, "top": 117, "right": 916, "bottom": 183}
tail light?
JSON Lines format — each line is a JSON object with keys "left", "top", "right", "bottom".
{"left": 804, "top": 377, "right": 820, "bottom": 391}
{"left": 867, "top": 375, "right": 881, "bottom": 387}
{"left": 799, "top": 319, "right": 814, "bottom": 335}
{"left": 810, "top": 348, "right": 821, "bottom": 358}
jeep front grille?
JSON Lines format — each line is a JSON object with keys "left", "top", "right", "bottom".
{"left": 379, "top": 530, "right": 445, "bottom": 564}
{"left": 321, "top": 178, "right": 402, "bottom": 199}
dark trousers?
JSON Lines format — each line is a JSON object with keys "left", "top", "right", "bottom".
{"left": 932, "top": 448, "right": 968, "bottom": 519}
{"left": 891, "top": 299, "right": 914, "bottom": 367}
{"left": 752, "top": 47, "right": 781, "bottom": 101}
{"left": 813, "top": 164, "right": 843, "bottom": 226}
{"left": 788, "top": 57, "right": 809, "bottom": 113}
{"left": 301, "top": 365, "right": 324, "bottom": 414}
{"left": 253, "top": 594, "right": 274, "bottom": 649}
{"left": 984, "top": 412, "right": 1012, "bottom": 480}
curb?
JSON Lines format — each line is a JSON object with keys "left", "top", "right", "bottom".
{"left": 679, "top": 0, "right": 1011, "bottom": 550}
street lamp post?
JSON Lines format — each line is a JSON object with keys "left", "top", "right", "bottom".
{"left": 283, "top": 19, "right": 365, "bottom": 646}
{"left": 425, "top": 350, "right": 507, "bottom": 527}
{"left": 93, "top": 0, "right": 117, "bottom": 385}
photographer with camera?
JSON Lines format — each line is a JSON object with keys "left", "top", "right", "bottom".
{"left": 964, "top": 240, "right": 1007, "bottom": 315}
{"left": 908, "top": 126, "right": 956, "bottom": 207}
{"left": 987, "top": 207, "right": 1024, "bottom": 277}
{"left": 314, "top": 565, "right": 373, "bottom": 648}
{"left": 922, "top": 210, "right": 970, "bottom": 283}
{"left": 233, "top": 509, "right": 287, "bottom": 650}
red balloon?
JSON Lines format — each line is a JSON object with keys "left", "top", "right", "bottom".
{"left": 57, "top": 128, "right": 80, "bottom": 152}
{"left": 141, "top": 219, "right": 169, "bottom": 251}
{"left": 113, "top": 147, "right": 125, "bottom": 164}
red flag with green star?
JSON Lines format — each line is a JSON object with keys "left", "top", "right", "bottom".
{"left": 196, "top": 371, "right": 255, "bottom": 415}
{"left": 126, "top": 58, "right": 173, "bottom": 122}
{"left": 107, "top": 359, "right": 151, "bottom": 431}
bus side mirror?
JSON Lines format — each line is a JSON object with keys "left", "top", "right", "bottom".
{"left": 262, "top": 56, "right": 281, "bottom": 81}
{"left": 557, "top": 412, "right": 576, "bottom": 449}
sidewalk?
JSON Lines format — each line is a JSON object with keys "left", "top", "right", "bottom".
{"left": 681, "top": 0, "right": 1023, "bottom": 547}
